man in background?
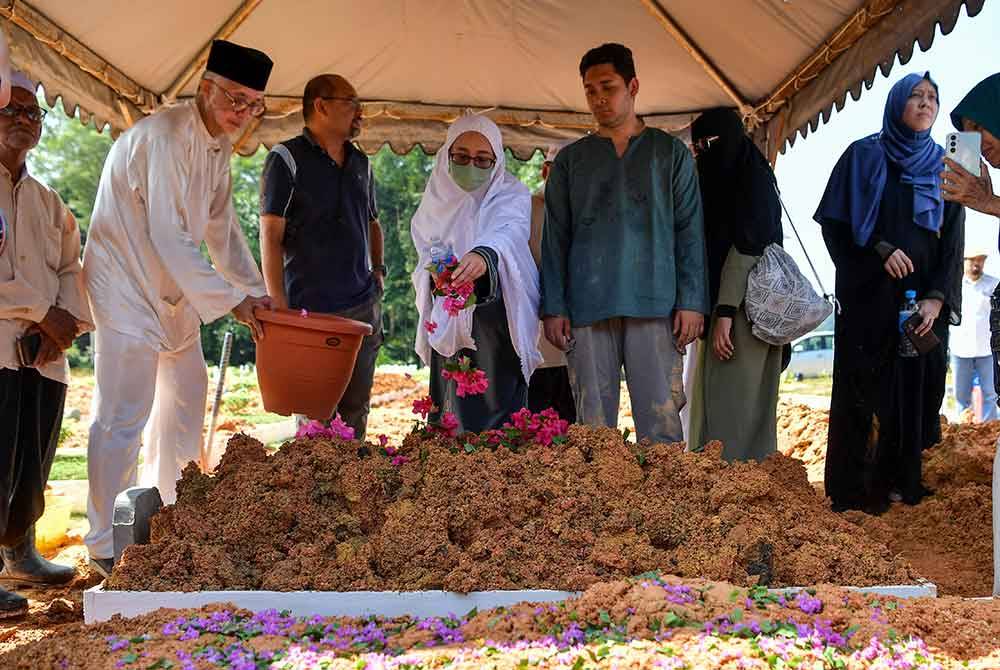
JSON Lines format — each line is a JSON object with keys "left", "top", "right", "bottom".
{"left": 541, "top": 43, "right": 708, "bottom": 443}
{"left": 0, "top": 71, "right": 92, "bottom": 615}
{"left": 259, "top": 74, "right": 384, "bottom": 439}
{"left": 950, "top": 248, "right": 999, "bottom": 422}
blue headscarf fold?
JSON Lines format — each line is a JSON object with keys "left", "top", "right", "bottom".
{"left": 815, "top": 72, "right": 945, "bottom": 246}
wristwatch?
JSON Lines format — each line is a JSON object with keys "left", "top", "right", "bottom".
{"left": 374, "top": 264, "right": 388, "bottom": 277}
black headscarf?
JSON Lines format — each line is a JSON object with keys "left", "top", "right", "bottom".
{"left": 690, "top": 107, "right": 782, "bottom": 308}
{"left": 951, "top": 72, "right": 1000, "bottom": 138}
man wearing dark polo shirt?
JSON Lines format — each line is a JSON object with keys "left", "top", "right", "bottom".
{"left": 259, "top": 74, "right": 384, "bottom": 439}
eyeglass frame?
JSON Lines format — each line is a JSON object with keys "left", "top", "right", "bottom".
{"left": 207, "top": 79, "right": 266, "bottom": 117}
{"left": 448, "top": 152, "right": 497, "bottom": 169}
{"left": 0, "top": 105, "right": 47, "bottom": 123}
{"left": 691, "top": 135, "right": 720, "bottom": 157}
{"left": 319, "top": 96, "right": 363, "bottom": 112}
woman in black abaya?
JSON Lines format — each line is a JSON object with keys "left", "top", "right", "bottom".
{"left": 815, "top": 72, "right": 964, "bottom": 514}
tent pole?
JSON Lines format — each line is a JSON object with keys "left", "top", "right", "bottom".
{"left": 162, "top": 0, "right": 263, "bottom": 103}
{"left": 637, "top": 0, "right": 750, "bottom": 116}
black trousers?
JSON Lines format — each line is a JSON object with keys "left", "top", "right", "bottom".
{"left": 528, "top": 366, "right": 577, "bottom": 423}
{"left": 0, "top": 367, "right": 66, "bottom": 545}
{"left": 430, "top": 284, "right": 527, "bottom": 434}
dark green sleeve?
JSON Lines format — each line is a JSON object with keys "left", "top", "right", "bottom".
{"left": 540, "top": 156, "right": 572, "bottom": 318}
{"left": 671, "top": 143, "right": 709, "bottom": 314}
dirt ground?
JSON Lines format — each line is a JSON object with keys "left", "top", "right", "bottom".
{"left": 0, "top": 526, "right": 101, "bottom": 656}
{"left": 776, "top": 400, "right": 999, "bottom": 598}
{"left": 6, "top": 372, "right": 997, "bottom": 660}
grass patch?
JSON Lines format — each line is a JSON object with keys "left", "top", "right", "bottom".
{"left": 50, "top": 455, "right": 88, "bottom": 481}
{"left": 780, "top": 374, "right": 833, "bottom": 397}
{"left": 239, "top": 412, "right": 287, "bottom": 425}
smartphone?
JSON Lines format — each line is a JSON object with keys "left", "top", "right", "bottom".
{"left": 16, "top": 331, "right": 42, "bottom": 367}
{"left": 944, "top": 131, "right": 982, "bottom": 177}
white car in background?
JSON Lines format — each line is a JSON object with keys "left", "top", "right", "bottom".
{"left": 785, "top": 330, "right": 834, "bottom": 380}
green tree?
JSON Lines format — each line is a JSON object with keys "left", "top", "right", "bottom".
{"left": 200, "top": 150, "right": 266, "bottom": 366}
{"left": 29, "top": 99, "right": 112, "bottom": 233}
{"left": 370, "top": 146, "right": 434, "bottom": 363}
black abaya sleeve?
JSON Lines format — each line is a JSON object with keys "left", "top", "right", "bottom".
{"left": 925, "top": 201, "right": 966, "bottom": 325}
{"left": 820, "top": 218, "right": 888, "bottom": 294}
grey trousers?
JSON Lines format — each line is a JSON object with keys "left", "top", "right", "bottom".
{"left": 567, "top": 316, "right": 685, "bottom": 444}
{"left": 296, "top": 290, "right": 383, "bottom": 441}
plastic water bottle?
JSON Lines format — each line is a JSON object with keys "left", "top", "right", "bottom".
{"left": 898, "top": 289, "right": 918, "bottom": 358}
{"left": 427, "top": 237, "right": 454, "bottom": 267}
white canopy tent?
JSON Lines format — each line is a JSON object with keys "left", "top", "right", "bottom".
{"left": 0, "top": 0, "right": 988, "bottom": 159}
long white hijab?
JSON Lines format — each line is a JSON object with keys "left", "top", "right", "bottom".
{"left": 410, "top": 114, "right": 542, "bottom": 382}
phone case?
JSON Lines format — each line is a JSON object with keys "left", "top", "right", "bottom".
{"left": 902, "top": 313, "right": 940, "bottom": 355}
{"left": 945, "top": 131, "right": 982, "bottom": 177}
{"left": 15, "top": 332, "right": 42, "bottom": 367}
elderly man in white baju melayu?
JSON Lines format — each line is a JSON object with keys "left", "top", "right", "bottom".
{"left": 81, "top": 40, "right": 275, "bottom": 577}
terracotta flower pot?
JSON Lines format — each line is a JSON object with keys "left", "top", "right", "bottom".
{"left": 254, "top": 308, "right": 373, "bottom": 420}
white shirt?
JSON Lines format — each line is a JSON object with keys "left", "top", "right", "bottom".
{"left": 0, "top": 164, "right": 93, "bottom": 383}
{"left": 950, "top": 273, "right": 999, "bottom": 359}
{"left": 83, "top": 101, "right": 265, "bottom": 352}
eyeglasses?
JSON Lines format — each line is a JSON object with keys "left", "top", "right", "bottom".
{"left": 449, "top": 152, "right": 496, "bottom": 169}
{"left": 320, "top": 96, "right": 362, "bottom": 111}
{"left": 692, "top": 135, "right": 720, "bottom": 156}
{"left": 0, "top": 105, "right": 47, "bottom": 123}
{"left": 208, "top": 79, "right": 266, "bottom": 117}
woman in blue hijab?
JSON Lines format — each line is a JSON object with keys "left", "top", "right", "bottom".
{"left": 815, "top": 72, "right": 965, "bottom": 514}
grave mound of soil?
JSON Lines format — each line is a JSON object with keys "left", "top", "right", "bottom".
{"left": 845, "top": 419, "right": 1000, "bottom": 597}
{"left": 106, "top": 424, "right": 915, "bottom": 592}
{"left": 773, "top": 398, "right": 998, "bottom": 597}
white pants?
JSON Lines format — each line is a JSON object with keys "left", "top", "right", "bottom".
{"left": 679, "top": 341, "right": 697, "bottom": 442}
{"left": 84, "top": 327, "right": 207, "bottom": 559}
{"left": 994, "top": 439, "right": 1000, "bottom": 597}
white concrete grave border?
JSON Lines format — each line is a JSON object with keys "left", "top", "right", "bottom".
{"left": 84, "top": 579, "right": 937, "bottom": 624}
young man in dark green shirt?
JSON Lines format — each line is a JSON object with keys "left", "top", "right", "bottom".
{"left": 540, "top": 43, "right": 708, "bottom": 444}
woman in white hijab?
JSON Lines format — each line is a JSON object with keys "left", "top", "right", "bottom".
{"left": 411, "top": 114, "right": 542, "bottom": 432}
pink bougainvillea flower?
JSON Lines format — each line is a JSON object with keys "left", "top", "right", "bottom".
{"left": 412, "top": 396, "right": 436, "bottom": 419}
{"left": 378, "top": 434, "right": 389, "bottom": 447}
{"left": 295, "top": 415, "right": 354, "bottom": 441}
{"left": 500, "top": 407, "right": 569, "bottom": 447}
{"left": 295, "top": 419, "right": 329, "bottom": 440}
{"left": 442, "top": 296, "right": 464, "bottom": 317}
{"left": 391, "top": 454, "right": 410, "bottom": 467}
{"left": 424, "top": 320, "right": 438, "bottom": 334}
{"left": 328, "top": 414, "right": 355, "bottom": 440}
{"left": 439, "top": 412, "right": 459, "bottom": 436}
{"left": 442, "top": 366, "right": 489, "bottom": 397}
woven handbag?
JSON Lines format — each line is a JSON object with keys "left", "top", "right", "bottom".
{"left": 743, "top": 185, "right": 838, "bottom": 346}
{"left": 744, "top": 243, "right": 832, "bottom": 346}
